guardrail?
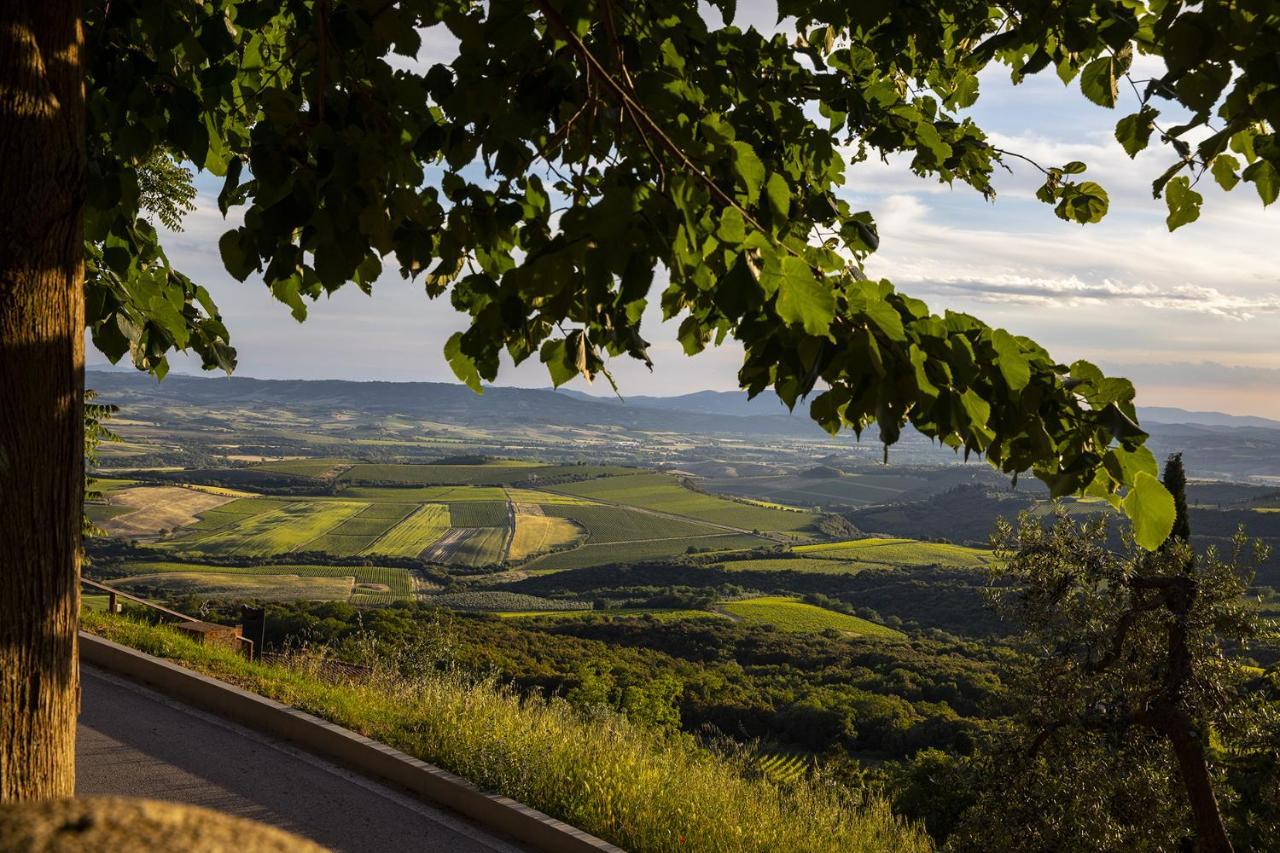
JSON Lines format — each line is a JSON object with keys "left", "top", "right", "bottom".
{"left": 81, "top": 576, "right": 254, "bottom": 658}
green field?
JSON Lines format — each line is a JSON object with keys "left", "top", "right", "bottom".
{"left": 430, "top": 526, "right": 509, "bottom": 567}
{"left": 498, "top": 608, "right": 728, "bottom": 622}
{"left": 506, "top": 488, "right": 598, "bottom": 506}
{"left": 301, "top": 502, "right": 419, "bottom": 555}
{"left": 541, "top": 504, "right": 719, "bottom": 543}
{"left": 699, "top": 470, "right": 934, "bottom": 508}
{"left": 523, "top": 533, "right": 767, "bottom": 571}
{"left": 720, "top": 596, "right": 904, "bottom": 638}
{"left": 447, "top": 501, "right": 510, "bottom": 527}
{"left": 178, "top": 500, "right": 367, "bottom": 556}
{"left": 114, "top": 561, "right": 413, "bottom": 603}
{"left": 251, "top": 458, "right": 350, "bottom": 477}
{"left": 365, "top": 504, "right": 451, "bottom": 558}
{"left": 712, "top": 557, "right": 874, "bottom": 574}
{"left": 342, "top": 485, "right": 509, "bottom": 502}
{"left": 115, "top": 571, "right": 355, "bottom": 602}
{"left": 793, "top": 537, "right": 991, "bottom": 569}
{"left": 549, "top": 473, "right": 821, "bottom": 534}
{"left": 343, "top": 462, "right": 550, "bottom": 485}
{"left": 184, "top": 497, "right": 289, "bottom": 533}
{"left": 422, "top": 591, "right": 586, "bottom": 612}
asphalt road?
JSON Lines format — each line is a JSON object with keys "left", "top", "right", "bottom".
{"left": 76, "top": 665, "right": 526, "bottom": 852}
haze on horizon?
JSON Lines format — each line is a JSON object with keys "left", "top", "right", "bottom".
{"left": 88, "top": 2, "right": 1280, "bottom": 420}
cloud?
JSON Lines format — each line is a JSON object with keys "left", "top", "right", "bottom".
{"left": 899, "top": 273, "right": 1280, "bottom": 320}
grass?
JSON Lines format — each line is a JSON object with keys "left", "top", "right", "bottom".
{"left": 794, "top": 537, "right": 991, "bottom": 569}
{"left": 720, "top": 596, "right": 905, "bottom": 639}
{"left": 509, "top": 515, "right": 585, "bottom": 561}
{"left": 523, "top": 533, "right": 768, "bottom": 571}
{"left": 550, "top": 473, "right": 821, "bottom": 533}
{"left": 364, "top": 504, "right": 450, "bottom": 558}
{"left": 542, "top": 504, "right": 718, "bottom": 543}
{"left": 113, "top": 561, "right": 413, "bottom": 603}
{"left": 80, "top": 612, "right": 929, "bottom": 852}
{"left": 178, "top": 500, "right": 367, "bottom": 556}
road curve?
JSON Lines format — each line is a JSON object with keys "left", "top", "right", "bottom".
{"left": 76, "top": 665, "right": 526, "bottom": 852}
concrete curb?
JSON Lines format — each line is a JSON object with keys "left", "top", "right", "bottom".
{"left": 79, "top": 632, "right": 623, "bottom": 853}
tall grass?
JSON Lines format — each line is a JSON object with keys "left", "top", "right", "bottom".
{"left": 82, "top": 611, "right": 929, "bottom": 852}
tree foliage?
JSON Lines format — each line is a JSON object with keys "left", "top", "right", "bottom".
{"left": 956, "top": 505, "right": 1278, "bottom": 850}
{"left": 81, "top": 1, "right": 1280, "bottom": 548}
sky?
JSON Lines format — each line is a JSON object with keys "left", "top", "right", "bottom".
{"left": 89, "top": 3, "right": 1280, "bottom": 418}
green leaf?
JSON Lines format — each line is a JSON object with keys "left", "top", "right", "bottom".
{"left": 539, "top": 338, "right": 577, "bottom": 388}
{"left": 1122, "top": 470, "right": 1176, "bottom": 551}
{"left": 218, "top": 229, "right": 256, "bottom": 281}
{"left": 716, "top": 208, "right": 746, "bottom": 244}
{"left": 1164, "top": 176, "right": 1203, "bottom": 230}
{"left": 863, "top": 299, "right": 905, "bottom": 342}
{"left": 764, "top": 172, "right": 790, "bottom": 221}
{"left": 991, "top": 329, "right": 1030, "bottom": 391}
{"left": 444, "top": 333, "right": 483, "bottom": 393}
{"left": 1080, "top": 56, "right": 1118, "bottom": 108}
{"left": 730, "top": 141, "right": 764, "bottom": 204}
{"left": 1242, "top": 159, "right": 1279, "bottom": 206}
{"left": 1114, "top": 106, "right": 1158, "bottom": 157}
{"left": 1211, "top": 154, "right": 1240, "bottom": 191}
{"left": 775, "top": 257, "right": 834, "bottom": 336}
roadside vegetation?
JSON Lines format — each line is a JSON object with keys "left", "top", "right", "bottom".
{"left": 81, "top": 610, "right": 930, "bottom": 853}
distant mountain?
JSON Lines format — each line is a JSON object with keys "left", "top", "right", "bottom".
{"left": 1138, "top": 406, "right": 1280, "bottom": 429}
{"left": 86, "top": 370, "right": 822, "bottom": 440}
{"left": 559, "top": 388, "right": 795, "bottom": 418}
{"left": 88, "top": 371, "right": 1280, "bottom": 481}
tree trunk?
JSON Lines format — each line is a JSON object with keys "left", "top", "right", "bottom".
{"left": 1163, "top": 710, "right": 1234, "bottom": 853}
{"left": 0, "top": 0, "right": 86, "bottom": 802}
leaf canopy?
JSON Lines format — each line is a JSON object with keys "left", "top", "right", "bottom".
{"left": 82, "top": 1, "right": 1280, "bottom": 547}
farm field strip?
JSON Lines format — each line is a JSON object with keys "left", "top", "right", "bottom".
{"left": 115, "top": 561, "right": 413, "bottom": 601}
{"left": 344, "top": 462, "right": 550, "bottom": 485}
{"left": 183, "top": 497, "right": 290, "bottom": 533}
{"left": 504, "top": 488, "right": 599, "bottom": 506}
{"left": 540, "top": 504, "right": 718, "bottom": 543}
{"left": 548, "top": 473, "right": 821, "bottom": 533}
{"left": 113, "top": 571, "right": 355, "bottom": 602}
{"left": 719, "top": 596, "right": 905, "bottom": 638}
{"left": 342, "top": 485, "right": 509, "bottom": 502}
{"left": 508, "top": 515, "right": 585, "bottom": 561}
{"left": 523, "top": 533, "right": 768, "bottom": 571}
{"left": 99, "top": 486, "right": 239, "bottom": 538}
{"left": 497, "top": 608, "right": 729, "bottom": 622}
{"left": 794, "top": 537, "right": 991, "bottom": 568}
{"left": 180, "top": 500, "right": 367, "bottom": 556}
{"left": 713, "top": 557, "right": 877, "bottom": 574}
{"left": 446, "top": 501, "right": 511, "bottom": 527}
{"left": 363, "top": 504, "right": 451, "bottom": 558}
{"left": 423, "top": 527, "right": 508, "bottom": 567}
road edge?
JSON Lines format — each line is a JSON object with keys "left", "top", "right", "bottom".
{"left": 79, "top": 632, "right": 623, "bottom": 853}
